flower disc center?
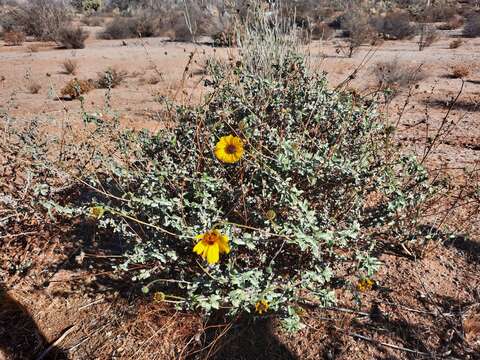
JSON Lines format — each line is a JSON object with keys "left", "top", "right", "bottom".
{"left": 225, "top": 144, "right": 237, "bottom": 154}
{"left": 204, "top": 233, "right": 217, "bottom": 245}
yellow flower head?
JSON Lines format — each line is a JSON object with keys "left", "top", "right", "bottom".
{"left": 89, "top": 206, "right": 105, "bottom": 220}
{"left": 153, "top": 291, "right": 165, "bottom": 303}
{"left": 255, "top": 300, "right": 269, "bottom": 315}
{"left": 357, "top": 278, "right": 375, "bottom": 292}
{"left": 214, "top": 135, "right": 244, "bottom": 164}
{"left": 193, "top": 229, "right": 230, "bottom": 265}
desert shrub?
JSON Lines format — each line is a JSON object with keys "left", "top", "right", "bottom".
{"left": 82, "top": 16, "right": 104, "bottom": 27}
{"left": 372, "top": 11, "right": 416, "bottom": 40}
{"left": 418, "top": 24, "right": 439, "bottom": 51}
{"left": 44, "top": 30, "right": 433, "bottom": 331}
{"left": 62, "top": 59, "right": 78, "bottom": 75}
{"left": 423, "top": 3, "right": 457, "bottom": 22}
{"left": 373, "top": 58, "right": 425, "bottom": 97}
{"left": 310, "top": 21, "right": 334, "bottom": 40}
{"left": 437, "top": 14, "right": 464, "bottom": 30}
{"left": 81, "top": 0, "right": 102, "bottom": 12}
{"left": 56, "top": 25, "right": 89, "bottom": 49}
{"left": 463, "top": 13, "right": 480, "bottom": 37}
{"left": 450, "top": 64, "right": 470, "bottom": 78}
{"left": 27, "top": 44, "right": 40, "bottom": 53}
{"left": 99, "top": 15, "right": 157, "bottom": 39}
{"left": 449, "top": 39, "right": 463, "bottom": 49}
{"left": 61, "top": 78, "right": 94, "bottom": 99}
{"left": 99, "top": 17, "right": 137, "bottom": 39}
{"left": 212, "top": 27, "right": 237, "bottom": 47}
{"left": 1, "top": 0, "right": 70, "bottom": 41}
{"left": 27, "top": 82, "right": 41, "bottom": 94}
{"left": 340, "top": 9, "right": 377, "bottom": 57}
{"left": 3, "top": 30, "right": 25, "bottom": 45}
{"left": 96, "top": 68, "right": 127, "bottom": 88}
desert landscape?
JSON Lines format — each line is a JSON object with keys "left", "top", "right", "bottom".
{"left": 1, "top": 0, "right": 480, "bottom": 359}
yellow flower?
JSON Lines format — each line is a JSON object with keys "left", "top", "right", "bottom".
{"left": 89, "top": 206, "right": 105, "bottom": 220}
{"left": 214, "top": 135, "right": 244, "bottom": 164}
{"left": 193, "top": 229, "right": 230, "bottom": 265}
{"left": 153, "top": 291, "right": 165, "bottom": 303}
{"left": 255, "top": 300, "right": 269, "bottom": 315}
{"left": 357, "top": 278, "right": 375, "bottom": 292}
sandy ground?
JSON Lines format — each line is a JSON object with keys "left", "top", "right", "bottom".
{"left": 1, "top": 26, "right": 480, "bottom": 359}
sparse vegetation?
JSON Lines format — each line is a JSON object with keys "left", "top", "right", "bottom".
{"left": 56, "top": 25, "right": 89, "bottom": 49}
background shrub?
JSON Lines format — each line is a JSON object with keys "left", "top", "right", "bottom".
{"left": 56, "top": 25, "right": 89, "bottom": 49}
{"left": 4, "top": 30, "right": 25, "bottom": 45}
{"left": 1, "top": 0, "right": 70, "bottom": 41}
{"left": 99, "top": 15, "right": 157, "bottom": 39}
{"left": 340, "top": 8, "right": 377, "bottom": 56}
{"left": 373, "top": 58, "right": 426, "bottom": 97}
{"left": 310, "top": 21, "right": 334, "bottom": 40}
{"left": 463, "top": 13, "right": 480, "bottom": 37}
{"left": 82, "top": 15, "right": 105, "bottom": 27}
{"left": 372, "top": 11, "right": 416, "bottom": 40}
{"left": 437, "top": 14, "right": 464, "bottom": 30}
{"left": 418, "top": 24, "right": 439, "bottom": 51}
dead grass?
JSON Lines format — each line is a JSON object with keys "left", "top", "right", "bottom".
{"left": 96, "top": 68, "right": 128, "bottom": 88}
{"left": 61, "top": 59, "right": 79, "bottom": 75}
{"left": 449, "top": 39, "right": 463, "bottom": 49}
{"left": 373, "top": 58, "right": 426, "bottom": 95}
{"left": 450, "top": 64, "right": 470, "bottom": 79}
{"left": 27, "top": 81, "right": 41, "bottom": 94}
{"left": 60, "top": 78, "right": 94, "bottom": 99}
{"left": 418, "top": 25, "right": 439, "bottom": 51}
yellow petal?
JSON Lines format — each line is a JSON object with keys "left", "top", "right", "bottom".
{"left": 193, "top": 241, "right": 205, "bottom": 255}
{"left": 219, "top": 235, "right": 230, "bottom": 254}
{"left": 195, "top": 234, "right": 204, "bottom": 240}
{"left": 206, "top": 242, "right": 219, "bottom": 264}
